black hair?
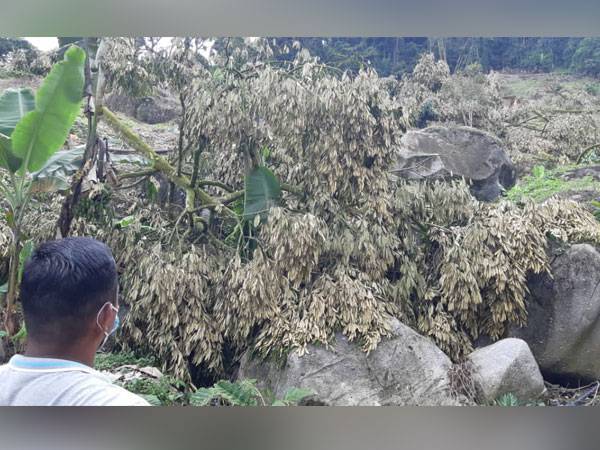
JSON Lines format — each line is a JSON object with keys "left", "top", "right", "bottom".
{"left": 20, "top": 237, "right": 118, "bottom": 342}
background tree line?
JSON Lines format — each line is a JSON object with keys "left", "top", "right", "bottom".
{"left": 257, "top": 37, "right": 600, "bottom": 77}
{"left": 3, "top": 37, "right": 599, "bottom": 78}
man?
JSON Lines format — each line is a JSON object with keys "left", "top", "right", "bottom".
{"left": 0, "top": 237, "right": 149, "bottom": 406}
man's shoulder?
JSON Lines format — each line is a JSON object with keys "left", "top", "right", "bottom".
{"left": 1, "top": 363, "right": 150, "bottom": 406}
{"left": 0, "top": 356, "right": 150, "bottom": 406}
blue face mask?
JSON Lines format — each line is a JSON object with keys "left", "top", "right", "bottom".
{"left": 111, "top": 313, "right": 121, "bottom": 335}
{"left": 96, "top": 302, "right": 120, "bottom": 350}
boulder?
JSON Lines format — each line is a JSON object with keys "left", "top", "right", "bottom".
{"left": 561, "top": 165, "right": 600, "bottom": 182}
{"left": 135, "top": 96, "right": 180, "bottom": 125}
{"left": 513, "top": 244, "right": 600, "bottom": 383}
{"left": 393, "top": 126, "right": 517, "bottom": 201}
{"left": 238, "top": 319, "right": 468, "bottom": 406}
{"left": 104, "top": 89, "right": 181, "bottom": 124}
{"left": 467, "top": 338, "right": 545, "bottom": 403}
{"left": 104, "top": 91, "right": 137, "bottom": 117}
{"left": 555, "top": 166, "right": 600, "bottom": 214}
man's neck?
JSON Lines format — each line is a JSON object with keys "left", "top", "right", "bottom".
{"left": 24, "top": 341, "right": 96, "bottom": 368}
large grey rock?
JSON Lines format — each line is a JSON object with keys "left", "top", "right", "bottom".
{"left": 513, "top": 244, "right": 600, "bottom": 382}
{"left": 467, "top": 338, "right": 545, "bottom": 403}
{"left": 555, "top": 166, "right": 600, "bottom": 215}
{"left": 135, "top": 96, "right": 180, "bottom": 124}
{"left": 238, "top": 319, "right": 467, "bottom": 406}
{"left": 104, "top": 89, "right": 181, "bottom": 124}
{"left": 561, "top": 165, "right": 600, "bottom": 182}
{"left": 393, "top": 126, "right": 517, "bottom": 201}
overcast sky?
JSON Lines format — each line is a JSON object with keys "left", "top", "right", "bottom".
{"left": 24, "top": 37, "right": 178, "bottom": 52}
{"left": 23, "top": 37, "right": 216, "bottom": 59}
{"left": 25, "top": 37, "right": 58, "bottom": 51}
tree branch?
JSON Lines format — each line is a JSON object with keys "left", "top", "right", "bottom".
{"left": 98, "top": 105, "right": 240, "bottom": 221}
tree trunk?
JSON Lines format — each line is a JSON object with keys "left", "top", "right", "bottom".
{"left": 4, "top": 234, "right": 21, "bottom": 336}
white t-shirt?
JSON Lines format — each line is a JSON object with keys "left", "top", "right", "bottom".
{"left": 0, "top": 355, "right": 150, "bottom": 406}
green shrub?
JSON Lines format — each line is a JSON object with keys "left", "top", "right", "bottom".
{"left": 507, "top": 165, "right": 600, "bottom": 203}
{"left": 570, "top": 38, "right": 600, "bottom": 77}
{"left": 494, "top": 393, "right": 519, "bottom": 407}
{"left": 122, "top": 376, "right": 187, "bottom": 406}
{"left": 94, "top": 351, "right": 157, "bottom": 371}
{"left": 493, "top": 392, "right": 545, "bottom": 407}
{"left": 189, "top": 379, "right": 313, "bottom": 406}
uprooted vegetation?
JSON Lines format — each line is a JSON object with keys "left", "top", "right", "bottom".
{"left": 1, "top": 38, "right": 600, "bottom": 385}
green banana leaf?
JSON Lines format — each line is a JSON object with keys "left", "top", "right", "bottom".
{"left": 0, "top": 88, "right": 35, "bottom": 137}
{"left": 31, "top": 145, "right": 151, "bottom": 193}
{"left": 243, "top": 166, "right": 281, "bottom": 221}
{"left": 11, "top": 45, "right": 85, "bottom": 173}
{"left": 31, "top": 147, "right": 84, "bottom": 192}
{"left": 0, "top": 88, "right": 34, "bottom": 172}
{"left": 0, "top": 132, "right": 22, "bottom": 173}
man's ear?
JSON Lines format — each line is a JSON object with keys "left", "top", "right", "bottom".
{"left": 96, "top": 303, "right": 117, "bottom": 333}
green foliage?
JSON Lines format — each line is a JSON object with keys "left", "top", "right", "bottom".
{"left": 494, "top": 393, "right": 519, "bottom": 407}
{"left": 189, "top": 379, "right": 313, "bottom": 406}
{"left": 11, "top": 322, "right": 27, "bottom": 343}
{"left": 139, "top": 394, "right": 162, "bottom": 406}
{"left": 0, "top": 45, "right": 87, "bottom": 337}
{"left": 532, "top": 165, "right": 545, "bottom": 179}
{"left": 94, "top": 351, "right": 157, "bottom": 371}
{"left": 10, "top": 45, "right": 85, "bottom": 172}
{"left": 507, "top": 165, "right": 600, "bottom": 203}
{"left": 416, "top": 99, "right": 437, "bottom": 128}
{"left": 0, "top": 239, "right": 32, "bottom": 299}
{"left": 265, "top": 37, "right": 585, "bottom": 77}
{"left": 17, "top": 240, "right": 33, "bottom": 281}
{"left": 29, "top": 145, "right": 150, "bottom": 192}
{"left": 122, "top": 376, "right": 186, "bottom": 406}
{"left": 492, "top": 392, "right": 545, "bottom": 407}
{"left": 243, "top": 166, "right": 281, "bottom": 221}
{"left": 115, "top": 215, "right": 136, "bottom": 229}
{"left": 0, "top": 88, "right": 35, "bottom": 172}
{"left": 584, "top": 82, "right": 600, "bottom": 96}
{"left": 570, "top": 38, "right": 600, "bottom": 77}
{"left": 505, "top": 77, "right": 544, "bottom": 98}
{"left": 191, "top": 379, "right": 262, "bottom": 406}
{"left": 31, "top": 147, "right": 84, "bottom": 192}
{"left": 0, "top": 88, "right": 35, "bottom": 137}
{"left": 32, "top": 147, "right": 85, "bottom": 192}
{"left": 0, "top": 133, "right": 21, "bottom": 173}
{"left": 271, "top": 387, "right": 315, "bottom": 406}
{"left": 0, "top": 38, "right": 33, "bottom": 59}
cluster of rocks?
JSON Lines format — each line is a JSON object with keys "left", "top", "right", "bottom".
{"left": 238, "top": 321, "right": 545, "bottom": 406}
{"left": 240, "top": 243, "right": 600, "bottom": 406}
{"left": 237, "top": 127, "right": 600, "bottom": 406}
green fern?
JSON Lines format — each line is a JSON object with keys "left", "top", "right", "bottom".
{"left": 272, "top": 387, "right": 315, "bottom": 406}
{"left": 494, "top": 392, "right": 520, "bottom": 407}
{"left": 190, "top": 379, "right": 313, "bottom": 406}
{"left": 190, "top": 379, "right": 262, "bottom": 406}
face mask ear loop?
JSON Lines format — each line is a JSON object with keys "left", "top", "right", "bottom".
{"left": 96, "top": 302, "right": 116, "bottom": 352}
{"left": 96, "top": 302, "right": 110, "bottom": 334}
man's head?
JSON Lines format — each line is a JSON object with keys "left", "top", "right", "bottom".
{"left": 20, "top": 237, "right": 119, "bottom": 349}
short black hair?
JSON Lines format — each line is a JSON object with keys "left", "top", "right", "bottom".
{"left": 20, "top": 237, "right": 118, "bottom": 342}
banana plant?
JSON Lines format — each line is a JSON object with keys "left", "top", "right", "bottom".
{"left": 0, "top": 45, "right": 85, "bottom": 336}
